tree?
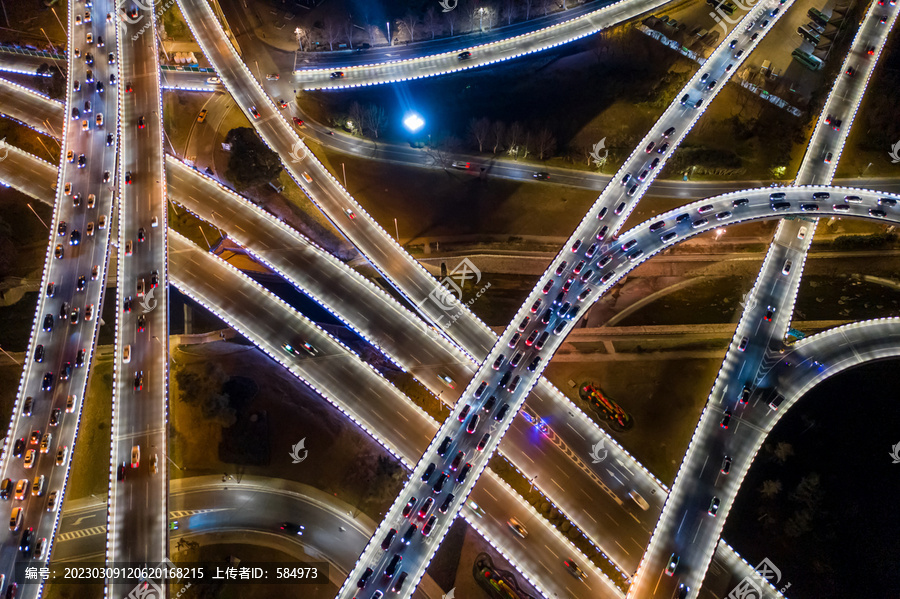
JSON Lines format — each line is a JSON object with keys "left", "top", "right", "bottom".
{"left": 348, "top": 101, "right": 365, "bottom": 134}
{"left": 363, "top": 104, "right": 387, "bottom": 139}
{"left": 503, "top": 0, "right": 516, "bottom": 24}
{"left": 790, "top": 473, "right": 822, "bottom": 509}
{"left": 322, "top": 17, "right": 341, "bottom": 51}
{"left": 534, "top": 127, "right": 557, "bottom": 160}
{"left": 424, "top": 6, "right": 441, "bottom": 39}
{"left": 400, "top": 11, "right": 419, "bottom": 43}
{"left": 468, "top": 117, "right": 491, "bottom": 152}
{"left": 524, "top": 0, "right": 535, "bottom": 19}
{"left": 365, "top": 24, "right": 379, "bottom": 46}
{"left": 759, "top": 479, "right": 782, "bottom": 499}
{"left": 491, "top": 121, "right": 506, "bottom": 153}
{"left": 506, "top": 121, "right": 525, "bottom": 155}
{"left": 445, "top": 9, "right": 460, "bottom": 35}
{"left": 773, "top": 441, "right": 794, "bottom": 463}
{"left": 224, "top": 127, "right": 283, "bottom": 190}
{"left": 342, "top": 19, "right": 355, "bottom": 49}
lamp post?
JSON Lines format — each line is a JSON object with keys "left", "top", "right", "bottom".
{"left": 0, "top": 344, "right": 20, "bottom": 365}
{"left": 386, "top": 21, "right": 391, "bottom": 46}
{"left": 26, "top": 203, "right": 48, "bottom": 229}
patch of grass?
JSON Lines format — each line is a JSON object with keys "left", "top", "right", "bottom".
{"left": 168, "top": 201, "right": 222, "bottom": 251}
{"left": 314, "top": 147, "right": 597, "bottom": 243}
{"left": 542, "top": 358, "right": 721, "bottom": 484}
{"left": 65, "top": 353, "right": 113, "bottom": 500}
{"left": 169, "top": 342, "right": 406, "bottom": 520}
{"left": 162, "top": 4, "right": 193, "bottom": 43}
{"left": 0, "top": 292, "right": 40, "bottom": 351}
{"left": 162, "top": 92, "right": 214, "bottom": 156}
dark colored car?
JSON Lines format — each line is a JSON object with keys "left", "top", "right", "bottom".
{"left": 432, "top": 472, "right": 449, "bottom": 494}
{"left": 42, "top": 372, "right": 53, "bottom": 391}
{"left": 356, "top": 567, "right": 374, "bottom": 588}
{"left": 720, "top": 409, "right": 733, "bottom": 429}
{"left": 13, "top": 438, "right": 25, "bottom": 458}
{"left": 439, "top": 493, "right": 455, "bottom": 513}
{"left": 49, "top": 409, "right": 60, "bottom": 427}
{"left": 437, "top": 436, "right": 452, "bottom": 457}
{"left": 133, "top": 371, "right": 143, "bottom": 391}
{"left": 402, "top": 497, "right": 416, "bottom": 518}
{"left": 456, "top": 463, "right": 472, "bottom": 483}
{"left": 450, "top": 451, "right": 465, "bottom": 471}
{"left": 381, "top": 528, "right": 397, "bottom": 550}
{"left": 421, "top": 463, "right": 436, "bottom": 482}
{"left": 33, "top": 345, "right": 44, "bottom": 363}
{"left": 401, "top": 523, "right": 417, "bottom": 544}
{"left": 42, "top": 315, "right": 53, "bottom": 332}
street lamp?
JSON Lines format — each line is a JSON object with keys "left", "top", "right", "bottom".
{"left": 294, "top": 27, "right": 304, "bottom": 51}
{"left": 26, "top": 203, "right": 48, "bottom": 229}
{"left": 478, "top": 7, "right": 488, "bottom": 32}
{"left": 403, "top": 113, "right": 425, "bottom": 133}
{"left": 386, "top": 21, "right": 391, "bottom": 46}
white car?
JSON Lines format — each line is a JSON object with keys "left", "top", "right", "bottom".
{"left": 797, "top": 226, "right": 807, "bottom": 240}
{"left": 151, "top": 216, "right": 159, "bottom": 228}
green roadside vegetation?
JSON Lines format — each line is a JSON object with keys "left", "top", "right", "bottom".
{"left": 168, "top": 201, "right": 223, "bottom": 251}
{"left": 168, "top": 342, "right": 406, "bottom": 520}
{"left": 64, "top": 354, "right": 113, "bottom": 500}
{"left": 162, "top": 4, "right": 194, "bottom": 43}
{"left": 162, "top": 91, "right": 214, "bottom": 155}
{"left": 543, "top": 358, "right": 721, "bottom": 483}
{"left": 488, "top": 455, "right": 630, "bottom": 592}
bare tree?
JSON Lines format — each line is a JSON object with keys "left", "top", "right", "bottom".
{"left": 424, "top": 6, "right": 441, "bottom": 39}
{"left": 503, "top": 0, "right": 516, "bottom": 24}
{"left": 400, "top": 11, "right": 419, "bottom": 43}
{"left": 759, "top": 479, "right": 782, "bottom": 499}
{"left": 365, "top": 24, "right": 379, "bottom": 46}
{"left": 322, "top": 17, "right": 341, "bottom": 51}
{"left": 541, "top": 0, "right": 554, "bottom": 16}
{"left": 364, "top": 104, "right": 388, "bottom": 139}
{"left": 445, "top": 9, "right": 460, "bottom": 36}
{"left": 349, "top": 102, "right": 365, "bottom": 134}
{"left": 491, "top": 121, "right": 506, "bottom": 153}
{"left": 534, "top": 127, "right": 556, "bottom": 160}
{"left": 343, "top": 19, "right": 355, "bottom": 49}
{"left": 524, "top": 0, "right": 535, "bottom": 19}
{"left": 468, "top": 117, "right": 491, "bottom": 152}
{"left": 506, "top": 121, "right": 525, "bottom": 156}
{"left": 773, "top": 442, "right": 794, "bottom": 464}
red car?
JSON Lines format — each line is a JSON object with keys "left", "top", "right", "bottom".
{"left": 292, "top": 117, "right": 305, "bottom": 127}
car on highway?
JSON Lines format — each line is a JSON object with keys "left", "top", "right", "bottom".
{"left": 532, "top": 171, "right": 550, "bottom": 180}
{"left": 458, "top": 51, "right": 472, "bottom": 60}
{"left": 134, "top": 371, "right": 144, "bottom": 391}
{"left": 24, "top": 450, "right": 35, "bottom": 468}
{"left": 507, "top": 517, "right": 527, "bottom": 538}
{"left": 13, "top": 439, "right": 24, "bottom": 458}
{"left": 66, "top": 394, "right": 77, "bottom": 413}
{"left": 381, "top": 528, "right": 397, "bottom": 550}
{"left": 22, "top": 397, "right": 32, "bottom": 416}
{"left": 720, "top": 409, "right": 733, "bottom": 429}
{"left": 356, "top": 567, "right": 373, "bottom": 589}
{"left": 722, "top": 456, "right": 732, "bottom": 474}
{"left": 131, "top": 446, "right": 140, "bottom": 468}
{"left": 330, "top": 71, "right": 345, "bottom": 79}
{"left": 708, "top": 496, "right": 720, "bottom": 516}
{"left": 33, "top": 345, "right": 44, "bottom": 363}
{"left": 675, "top": 583, "right": 690, "bottom": 599}
{"left": 54, "top": 244, "right": 63, "bottom": 260}
{"left": 49, "top": 409, "right": 60, "bottom": 427}
{"left": 344, "top": 209, "right": 355, "bottom": 219}
{"left": 564, "top": 559, "right": 587, "bottom": 580}
{"left": 665, "top": 553, "right": 679, "bottom": 576}
{"left": 769, "top": 394, "right": 785, "bottom": 410}
{"left": 39, "top": 433, "right": 51, "bottom": 454}
{"left": 60, "top": 362, "right": 71, "bottom": 380}
{"left": 19, "top": 527, "right": 33, "bottom": 554}
{"left": 738, "top": 336, "right": 749, "bottom": 351}
{"left": 41, "top": 373, "right": 53, "bottom": 391}
{"left": 782, "top": 260, "right": 792, "bottom": 275}
{"left": 764, "top": 306, "right": 775, "bottom": 321}
{"left": 250, "top": 106, "right": 260, "bottom": 119}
